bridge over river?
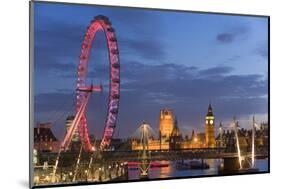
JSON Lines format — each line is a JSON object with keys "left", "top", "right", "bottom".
{"left": 39, "top": 147, "right": 268, "bottom": 164}
{"left": 100, "top": 148, "right": 268, "bottom": 162}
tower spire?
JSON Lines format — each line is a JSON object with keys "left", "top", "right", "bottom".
{"left": 172, "top": 116, "right": 179, "bottom": 136}
{"left": 207, "top": 103, "right": 214, "bottom": 116}
{"left": 174, "top": 116, "right": 178, "bottom": 128}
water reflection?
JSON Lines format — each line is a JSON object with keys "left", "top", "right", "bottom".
{"left": 128, "top": 159, "right": 268, "bottom": 180}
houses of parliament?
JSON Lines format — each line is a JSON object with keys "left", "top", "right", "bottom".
{"left": 132, "top": 104, "right": 216, "bottom": 150}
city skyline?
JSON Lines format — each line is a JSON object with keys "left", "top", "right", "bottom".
{"left": 34, "top": 2, "right": 268, "bottom": 140}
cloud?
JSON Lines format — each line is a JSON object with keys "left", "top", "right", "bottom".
{"left": 35, "top": 62, "right": 268, "bottom": 138}
{"left": 34, "top": 11, "right": 167, "bottom": 79}
{"left": 122, "top": 64, "right": 267, "bottom": 102}
{"left": 34, "top": 18, "right": 109, "bottom": 74}
{"left": 216, "top": 33, "right": 234, "bottom": 43}
{"left": 198, "top": 66, "right": 233, "bottom": 76}
{"left": 111, "top": 10, "right": 159, "bottom": 32}
{"left": 35, "top": 92, "right": 76, "bottom": 112}
{"left": 255, "top": 41, "right": 268, "bottom": 59}
{"left": 121, "top": 37, "right": 166, "bottom": 60}
{"left": 216, "top": 26, "right": 249, "bottom": 44}
{"left": 223, "top": 55, "right": 241, "bottom": 64}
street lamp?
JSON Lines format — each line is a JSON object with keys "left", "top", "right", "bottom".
{"left": 108, "top": 165, "right": 112, "bottom": 179}
{"left": 84, "top": 170, "right": 88, "bottom": 181}
{"left": 98, "top": 167, "right": 102, "bottom": 182}
{"left": 91, "top": 146, "right": 95, "bottom": 151}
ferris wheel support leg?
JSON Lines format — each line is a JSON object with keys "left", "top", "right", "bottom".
{"left": 86, "top": 154, "right": 94, "bottom": 179}
{"left": 72, "top": 144, "right": 83, "bottom": 182}
{"left": 51, "top": 94, "right": 91, "bottom": 183}
{"left": 51, "top": 150, "right": 61, "bottom": 183}
{"left": 62, "top": 94, "right": 90, "bottom": 150}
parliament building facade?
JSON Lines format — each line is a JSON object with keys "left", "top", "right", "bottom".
{"left": 132, "top": 104, "right": 216, "bottom": 150}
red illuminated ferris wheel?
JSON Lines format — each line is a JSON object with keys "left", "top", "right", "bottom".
{"left": 61, "top": 15, "right": 120, "bottom": 152}
{"left": 77, "top": 15, "right": 120, "bottom": 152}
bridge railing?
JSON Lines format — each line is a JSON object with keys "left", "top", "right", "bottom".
{"left": 36, "top": 146, "right": 268, "bottom": 164}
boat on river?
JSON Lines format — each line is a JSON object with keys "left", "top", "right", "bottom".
{"left": 176, "top": 160, "right": 209, "bottom": 170}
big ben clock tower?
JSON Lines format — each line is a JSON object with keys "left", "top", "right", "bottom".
{"left": 205, "top": 103, "right": 215, "bottom": 147}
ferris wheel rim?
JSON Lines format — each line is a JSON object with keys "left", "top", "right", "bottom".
{"left": 76, "top": 15, "right": 120, "bottom": 152}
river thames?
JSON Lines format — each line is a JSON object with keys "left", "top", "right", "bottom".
{"left": 128, "top": 159, "right": 268, "bottom": 180}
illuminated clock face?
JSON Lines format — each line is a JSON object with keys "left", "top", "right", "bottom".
{"left": 210, "top": 120, "right": 214, "bottom": 125}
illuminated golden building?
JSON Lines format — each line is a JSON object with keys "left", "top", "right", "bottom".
{"left": 132, "top": 108, "right": 175, "bottom": 151}
{"left": 132, "top": 106, "right": 216, "bottom": 151}
{"left": 159, "top": 109, "right": 174, "bottom": 143}
{"left": 205, "top": 104, "right": 216, "bottom": 147}
{"left": 170, "top": 118, "right": 183, "bottom": 150}
{"left": 132, "top": 104, "right": 267, "bottom": 151}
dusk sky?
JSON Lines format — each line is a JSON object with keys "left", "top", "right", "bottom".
{"left": 33, "top": 2, "right": 268, "bottom": 140}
